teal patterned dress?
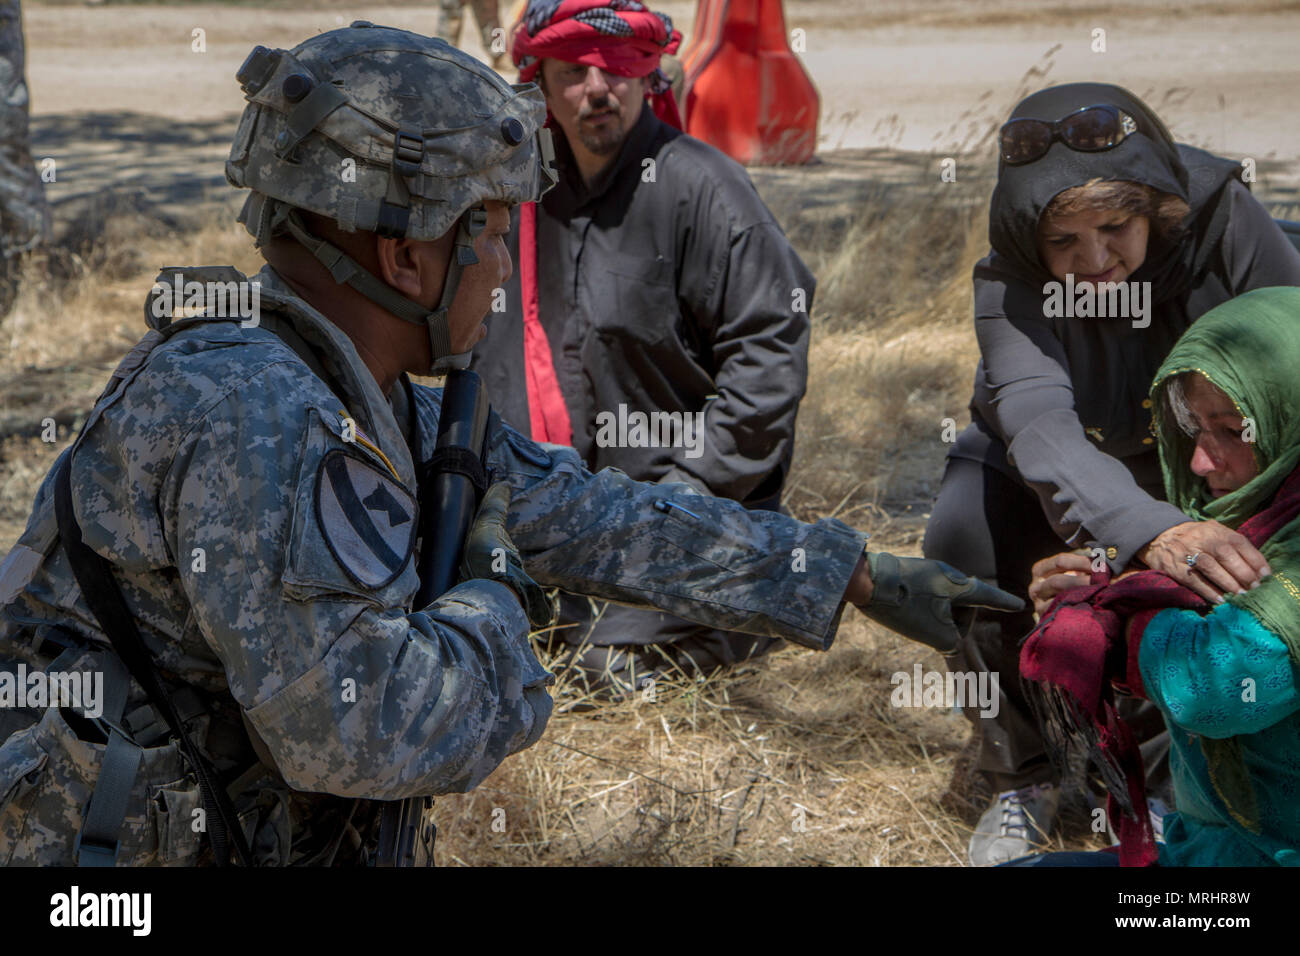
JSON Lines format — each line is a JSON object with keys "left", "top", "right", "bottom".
{"left": 1141, "top": 602, "right": 1300, "bottom": 866}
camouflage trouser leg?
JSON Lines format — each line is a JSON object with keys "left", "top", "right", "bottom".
{"left": 468, "top": 0, "right": 502, "bottom": 55}
{"left": 437, "top": 0, "right": 506, "bottom": 59}
{"left": 0, "top": 0, "right": 51, "bottom": 262}
{"left": 435, "top": 0, "right": 465, "bottom": 45}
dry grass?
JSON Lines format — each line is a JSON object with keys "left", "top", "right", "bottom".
{"left": 0, "top": 194, "right": 259, "bottom": 376}
{"left": 0, "top": 194, "right": 261, "bottom": 545}
{"left": 0, "top": 129, "right": 1118, "bottom": 868}
{"left": 435, "top": 621, "right": 982, "bottom": 867}
{"left": 776, "top": 177, "right": 992, "bottom": 522}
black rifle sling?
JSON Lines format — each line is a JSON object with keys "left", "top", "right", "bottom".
{"left": 53, "top": 454, "right": 253, "bottom": 867}
{"left": 421, "top": 447, "right": 488, "bottom": 497}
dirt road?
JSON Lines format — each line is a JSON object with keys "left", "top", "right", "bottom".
{"left": 23, "top": 1, "right": 1300, "bottom": 167}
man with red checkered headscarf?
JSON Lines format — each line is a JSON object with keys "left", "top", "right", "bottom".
{"left": 470, "top": 0, "right": 818, "bottom": 697}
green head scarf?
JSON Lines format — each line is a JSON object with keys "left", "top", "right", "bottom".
{"left": 1153, "top": 286, "right": 1300, "bottom": 533}
{"left": 1150, "top": 285, "right": 1300, "bottom": 831}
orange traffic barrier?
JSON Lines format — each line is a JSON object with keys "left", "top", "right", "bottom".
{"left": 682, "top": 0, "right": 819, "bottom": 164}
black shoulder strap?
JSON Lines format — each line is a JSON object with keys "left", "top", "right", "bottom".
{"left": 53, "top": 453, "right": 253, "bottom": 867}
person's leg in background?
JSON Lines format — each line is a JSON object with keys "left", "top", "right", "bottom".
{"left": 435, "top": 0, "right": 466, "bottom": 46}
{"left": 467, "top": 0, "right": 513, "bottom": 71}
{"left": 437, "top": 0, "right": 512, "bottom": 72}
{"left": 923, "top": 456, "right": 1067, "bottom": 865}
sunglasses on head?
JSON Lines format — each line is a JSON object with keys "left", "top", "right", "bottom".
{"left": 999, "top": 105, "right": 1141, "bottom": 165}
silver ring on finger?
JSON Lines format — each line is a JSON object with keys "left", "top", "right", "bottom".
{"left": 1186, "top": 551, "right": 1202, "bottom": 570}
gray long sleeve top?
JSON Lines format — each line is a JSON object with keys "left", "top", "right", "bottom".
{"left": 952, "top": 178, "right": 1300, "bottom": 568}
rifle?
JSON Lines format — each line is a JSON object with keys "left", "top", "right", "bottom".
{"left": 373, "top": 368, "right": 491, "bottom": 867}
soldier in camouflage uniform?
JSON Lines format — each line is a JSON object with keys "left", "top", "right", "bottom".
{"left": 0, "top": 24, "right": 1018, "bottom": 866}
{"left": 0, "top": 0, "right": 51, "bottom": 318}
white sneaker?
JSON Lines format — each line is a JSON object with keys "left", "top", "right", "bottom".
{"left": 968, "top": 782, "right": 1061, "bottom": 866}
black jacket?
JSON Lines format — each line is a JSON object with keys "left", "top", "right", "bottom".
{"left": 471, "top": 103, "right": 814, "bottom": 507}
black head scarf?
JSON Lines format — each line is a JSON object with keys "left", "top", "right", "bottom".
{"left": 978, "top": 82, "right": 1242, "bottom": 316}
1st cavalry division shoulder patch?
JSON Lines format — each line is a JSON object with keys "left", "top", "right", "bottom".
{"left": 314, "top": 450, "right": 418, "bottom": 589}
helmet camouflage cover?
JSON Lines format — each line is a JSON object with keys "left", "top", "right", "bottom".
{"left": 224, "top": 22, "right": 557, "bottom": 369}
{"left": 226, "top": 21, "right": 556, "bottom": 243}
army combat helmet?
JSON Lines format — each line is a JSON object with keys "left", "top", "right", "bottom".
{"left": 225, "top": 22, "right": 557, "bottom": 371}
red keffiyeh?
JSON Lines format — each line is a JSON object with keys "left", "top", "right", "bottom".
{"left": 513, "top": 0, "right": 682, "bottom": 127}
{"left": 1022, "top": 464, "right": 1300, "bottom": 866}
{"left": 511, "top": 0, "right": 682, "bottom": 445}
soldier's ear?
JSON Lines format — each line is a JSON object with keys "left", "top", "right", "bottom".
{"left": 374, "top": 235, "right": 425, "bottom": 301}
{"left": 375, "top": 234, "right": 454, "bottom": 306}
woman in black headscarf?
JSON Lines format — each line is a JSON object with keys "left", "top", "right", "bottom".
{"left": 922, "top": 82, "right": 1300, "bottom": 866}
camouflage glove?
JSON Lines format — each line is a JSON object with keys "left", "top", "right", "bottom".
{"left": 857, "top": 552, "right": 1024, "bottom": 654}
{"left": 459, "top": 482, "right": 553, "bottom": 629}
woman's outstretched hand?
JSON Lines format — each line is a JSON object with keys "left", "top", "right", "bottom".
{"left": 1137, "top": 520, "right": 1271, "bottom": 604}
{"left": 1029, "top": 551, "right": 1096, "bottom": 618}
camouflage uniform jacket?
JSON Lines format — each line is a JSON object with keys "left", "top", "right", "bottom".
{"left": 0, "top": 264, "right": 867, "bottom": 865}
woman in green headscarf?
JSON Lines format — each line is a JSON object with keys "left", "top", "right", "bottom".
{"left": 1026, "top": 285, "right": 1300, "bottom": 866}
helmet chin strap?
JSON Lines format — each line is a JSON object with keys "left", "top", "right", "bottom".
{"left": 426, "top": 219, "right": 475, "bottom": 375}
{"left": 271, "top": 199, "right": 487, "bottom": 377}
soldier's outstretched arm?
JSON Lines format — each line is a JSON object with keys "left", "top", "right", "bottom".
{"left": 482, "top": 416, "right": 865, "bottom": 649}
{"left": 146, "top": 361, "right": 551, "bottom": 800}
{"left": 419, "top": 400, "right": 1024, "bottom": 653}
